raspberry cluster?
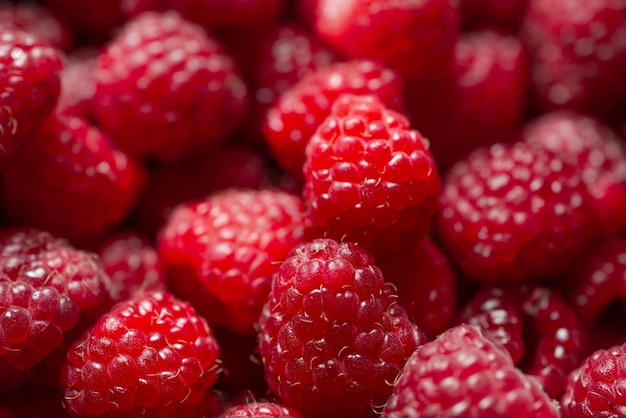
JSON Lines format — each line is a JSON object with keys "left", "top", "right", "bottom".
{"left": 0, "top": 0, "right": 625, "bottom": 417}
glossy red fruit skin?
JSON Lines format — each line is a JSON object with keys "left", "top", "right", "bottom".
{"left": 457, "top": 285, "right": 587, "bottom": 398}
{"left": 0, "top": 30, "right": 62, "bottom": 162}
{"left": 383, "top": 324, "right": 560, "bottom": 418}
{"left": 0, "top": 228, "right": 110, "bottom": 372}
{"left": 219, "top": 402, "right": 302, "bottom": 418}
{"left": 263, "top": 59, "right": 405, "bottom": 177}
{"left": 377, "top": 237, "right": 457, "bottom": 339}
{"left": 258, "top": 238, "right": 426, "bottom": 418}
{"left": 62, "top": 291, "right": 221, "bottom": 418}
{"left": 303, "top": 94, "right": 440, "bottom": 257}
{"left": 522, "top": 0, "right": 626, "bottom": 117}
{"left": 0, "top": 3, "right": 73, "bottom": 51}
{"left": 92, "top": 11, "right": 248, "bottom": 162}
{"left": 523, "top": 111, "right": 626, "bottom": 236}
{"left": 312, "top": 0, "right": 459, "bottom": 80}
{"left": 1, "top": 112, "right": 146, "bottom": 244}
{"left": 561, "top": 343, "right": 626, "bottom": 417}
{"left": 158, "top": 189, "right": 308, "bottom": 334}
{"left": 436, "top": 141, "right": 597, "bottom": 283}
{"left": 57, "top": 50, "right": 97, "bottom": 119}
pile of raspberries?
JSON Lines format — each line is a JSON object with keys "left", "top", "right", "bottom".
{"left": 1, "top": 0, "right": 626, "bottom": 417}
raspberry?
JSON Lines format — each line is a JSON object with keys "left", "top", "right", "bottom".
{"left": 258, "top": 238, "right": 426, "bottom": 418}
{"left": 383, "top": 324, "right": 560, "bottom": 418}
{"left": 303, "top": 94, "right": 440, "bottom": 256}
{"left": 97, "top": 232, "right": 166, "bottom": 305}
{"left": 436, "top": 141, "right": 596, "bottom": 282}
{"left": 522, "top": 0, "right": 626, "bottom": 117}
{"left": 565, "top": 236, "right": 626, "bottom": 325}
{"left": 312, "top": 0, "right": 459, "bottom": 79}
{"left": 0, "top": 3, "right": 73, "bottom": 51}
{"left": 263, "top": 59, "right": 405, "bottom": 177}
{"left": 1, "top": 112, "right": 147, "bottom": 244}
{"left": 40, "top": 0, "right": 124, "bottom": 40}
{"left": 377, "top": 237, "right": 457, "bottom": 339}
{"left": 0, "top": 228, "right": 110, "bottom": 371}
{"left": 460, "top": 0, "right": 529, "bottom": 31}
{"left": 561, "top": 343, "right": 626, "bottom": 417}
{"left": 57, "top": 50, "right": 97, "bottom": 118}
{"left": 92, "top": 11, "right": 249, "bottom": 162}
{"left": 158, "top": 189, "right": 307, "bottom": 334}
{"left": 122, "top": 0, "right": 285, "bottom": 29}
{"left": 419, "top": 30, "right": 530, "bottom": 172}
{"left": 220, "top": 402, "right": 301, "bottom": 418}
{"left": 132, "top": 143, "right": 267, "bottom": 236}
{"left": 523, "top": 111, "right": 626, "bottom": 236}
{"left": 62, "top": 291, "right": 221, "bottom": 417}
{"left": 0, "top": 29, "right": 62, "bottom": 162}
{"left": 457, "top": 285, "right": 587, "bottom": 398}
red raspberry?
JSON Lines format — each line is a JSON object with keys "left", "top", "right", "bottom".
{"left": 561, "top": 343, "right": 626, "bottom": 417}
{"left": 122, "top": 0, "right": 285, "bottom": 29}
{"left": 92, "top": 11, "right": 249, "bottom": 162}
{"left": 377, "top": 237, "right": 457, "bottom": 339}
{"left": 97, "top": 232, "right": 166, "bottom": 305}
{"left": 311, "top": 0, "right": 459, "bottom": 79}
{"left": 263, "top": 59, "right": 405, "bottom": 177}
{"left": 523, "top": 111, "right": 626, "bottom": 236}
{"left": 158, "top": 189, "right": 307, "bottom": 334}
{"left": 436, "top": 141, "right": 596, "bottom": 282}
{"left": 57, "top": 50, "right": 97, "bottom": 118}
{"left": 259, "top": 238, "right": 426, "bottom": 418}
{"left": 62, "top": 291, "right": 221, "bottom": 417}
{"left": 417, "top": 30, "right": 530, "bottom": 172}
{"left": 565, "top": 236, "right": 626, "bottom": 326}
{"left": 303, "top": 94, "right": 440, "bottom": 256}
{"left": 40, "top": 0, "right": 124, "bottom": 40}
{"left": 460, "top": 0, "right": 529, "bottom": 31}
{"left": 383, "top": 324, "right": 559, "bottom": 418}
{"left": 133, "top": 143, "right": 267, "bottom": 236}
{"left": 1, "top": 112, "right": 146, "bottom": 244}
{"left": 220, "top": 403, "right": 301, "bottom": 418}
{"left": 522, "top": 0, "right": 626, "bottom": 117}
{"left": 457, "top": 285, "right": 587, "bottom": 398}
{"left": 0, "top": 228, "right": 110, "bottom": 371}
{"left": 0, "top": 3, "right": 72, "bottom": 51}
{"left": 0, "top": 30, "right": 62, "bottom": 161}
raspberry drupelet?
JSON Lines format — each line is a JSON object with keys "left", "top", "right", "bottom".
{"left": 303, "top": 94, "right": 440, "bottom": 256}
{"left": 0, "top": 2, "right": 73, "bottom": 51}
{"left": 62, "top": 291, "right": 221, "bottom": 418}
{"left": 219, "top": 402, "right": 301, "bottom": 418}
{"left": 258, "top": 238, "right": 426, "bottom": 418}
{"left": 92, "top": 11, "right": 249, "bottom": 162}
{"left": 158, "top": 189, "right": 308, "bottom": 334}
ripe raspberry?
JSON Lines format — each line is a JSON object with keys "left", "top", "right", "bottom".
{"left": 383, "top": 324, "right": 559, "bottom": 418}
{"left": 312, "top": 0, "right": 459, "bottom": 79}
{"left": 158, "top": 189, "right": 307, "bottom": 334}
{"left": 0, "top": 228, "right": 110, "bottom": 371}
{"left": 40, "top": 0, "right": 124, "bottom": 39}
{"left": 0, "top": 30, "right": 62, "bottom": 161}
{"left": 259, "top": 238, "right": 425, "bottom": 418}
{"left": 436, "top": 141, "right": 596, "bottom": 282}
{"left": 132, "top": 143, "right": 267, "bottom": 236}
{"left": 303, "top": 94, "right": 440, "bottom": 256}
{"left": 97, "top": 232, "right": 166, "bottom": 305}
{"left": 523, "top": 111, "right": 626, "bottom": 236}
{"left": 62, "top": 291, "right": 221, "bottom": 417}
{"left": 122, "top": 0, "right": 285, "bottom": 29}
{"left": 421, "top": 30, "right": 530, "bottom": 172}
{"left": 565, "top": 236, "right": 626, "bottom": 325}
{"left": 460, "top": 0, "right": 529, "bottom": 31}
{"left": 92, "top": 11, "right": 248, "bottom": 162}
{"left": 561, "top": 343, "right": 626, "bottom": 417}
{"left": 220, "top": 403, "right": 301, "bottom": 418}
{"left": 457, "top": 285, "right": 587, "bottom": 398}
{"left": 263, "top": 59, "right": 405, "bottom": 176}
{"left": 522, "top": 0, "right": 626, "bottom": 117}
{"left": 1, "top": 112, "right": 146, "bottom": 244}
{"left": 0, "top": 3, "right": 72, "bottom": 51}
{"left": 377, "top": 237, "right": 457, "bottom": 339}
{"left": 57, "top": 50, "right": 97, "bottom": 118}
